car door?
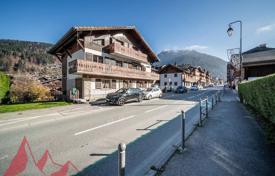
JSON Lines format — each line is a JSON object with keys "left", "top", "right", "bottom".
{"left": 125, "top": 89, "right": 133, "bottom": 102}
{"left": 152, "top": 88, "right": 157, "bottom": 97}
{"left": 128, "top": 88, "right": 137, "bottom": 101}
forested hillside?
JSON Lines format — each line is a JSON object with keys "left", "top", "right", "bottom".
{"left": 0, "top": 39, "right": 59, "bottom": 74}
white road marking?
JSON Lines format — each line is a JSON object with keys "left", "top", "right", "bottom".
{"left": 74, "top": 115, "right": 136, "bottom": 136}
{"left": 0, "top": 113, "right": 59, "bottom": 127}
{"left": 145, "top": 105, "right": 168, "bottom": 113}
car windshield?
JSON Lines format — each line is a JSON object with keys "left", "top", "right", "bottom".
{"left": 116, "top": 88, "right": 127, "bottom": 93}
{"left": 146, "top": 88, "right": 152, "bottom": 91}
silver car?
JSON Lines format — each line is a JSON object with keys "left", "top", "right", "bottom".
{"left": 143, "top": 87, "right": 162, "bottom": 100}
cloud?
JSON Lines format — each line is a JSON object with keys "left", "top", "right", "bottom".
{"left": 256, "top": 24, "right": 275, "bottom": 33}
{"left": 184, "top": 45, "right": 208, "bottom": 50}
{"left": 162, "top": 45, "right": 209, "bottom": 52}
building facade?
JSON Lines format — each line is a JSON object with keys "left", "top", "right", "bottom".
{"left": 242, "top": 44, "right": 275, "bottom": 80}
{"left": 159, "top": 64, "right": 212, "bottom": 91}
{"left": 49, "top": 26, "right": 159, "bottom": 101}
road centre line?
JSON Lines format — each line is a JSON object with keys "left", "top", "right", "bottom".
{"left": 74, "top": 115, "right": 136, "bottom": 136}
{"left": 145, "top": 105, "right": 168, "bottom": 113}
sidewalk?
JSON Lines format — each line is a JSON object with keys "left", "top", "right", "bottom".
{"left": 162, "top": 89, "right": 275, "bottom": 176}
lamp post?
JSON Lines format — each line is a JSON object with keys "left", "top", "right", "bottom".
{"left": 227, "top": 20, "right": 242, "bottom": 81}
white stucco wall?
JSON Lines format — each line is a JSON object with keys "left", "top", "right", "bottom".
{"left": 160, "top": 73, "right": 182, "bottom": 91}
{"left": 66, "top": 50, "right": 84, "bottom": 92}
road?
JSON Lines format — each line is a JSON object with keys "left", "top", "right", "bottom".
{"left": 0, "top": 87, "right": 221, "bottom": 175}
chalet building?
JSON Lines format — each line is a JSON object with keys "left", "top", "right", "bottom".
{"left": 159, "top": 64, "right": 212, "bottom": 91}
{"left": 242, "top": 44, "right": 275, "bottom": 80}
{"left": 49, "top": 26, "right": 159, "bottom": 100}
{"left": 227, "top": 53, "right": 241, "bottom": 87}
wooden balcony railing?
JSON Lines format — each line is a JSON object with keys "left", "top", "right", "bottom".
{"left": 69, "top": 59, "right": 159, "bottom": 81}
{"left": 105, "top": 42, "right": 148, "bottom": 63}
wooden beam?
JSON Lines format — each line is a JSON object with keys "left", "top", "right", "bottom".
{"left": 55, "top": 53, "right": 63, "bottom": 62}
{"left": 65, "top": 49, "right": 72, "bottom": 58}
{"left": 77, "top": 39, "right": 84, "bottom": 50}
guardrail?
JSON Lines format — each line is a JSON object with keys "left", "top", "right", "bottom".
{"left": 78, "top": 90, "right": 223, "bottom": 176}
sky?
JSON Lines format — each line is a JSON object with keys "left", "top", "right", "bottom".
{"left": 1, "top": 0, "right": 275, "bottom": 60}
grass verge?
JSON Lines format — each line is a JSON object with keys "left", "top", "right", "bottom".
{"left": 0, "top": 101, "right": 72, "bottom": 113}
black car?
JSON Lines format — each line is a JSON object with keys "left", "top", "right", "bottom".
{"left": 106, "top": 88, "right": 143, "bottom": 105}
{"left": 175, "top": 86, "right": 188, "bottom": 93}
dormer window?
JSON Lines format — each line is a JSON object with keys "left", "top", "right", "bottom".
{"left": 93, "top": 39, "right": 104, "bottom": 46}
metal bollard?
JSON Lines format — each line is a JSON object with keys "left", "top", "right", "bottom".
{"left": 118, "top": 143, "right": 126, "bottom": 176}
{"left": 212, "top": 96, "right": 214, "bottom": 110}
{"left": 215, "top": 93, "right": 218, "bottom": 104}
{"left": 206, "top": 97, "right": 208, "bottom": 118}
{"left": 181, "top": 110, "right": 186, "bottom": 149}
{"left": 199, "top": 99, "right": 202, "bottom": 127}
{"left": 218, "top": 92, "right": 221, "bottom": 102}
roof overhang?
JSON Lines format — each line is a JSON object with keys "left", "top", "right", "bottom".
{"left": 48, "top": 26, "right": 159, "bottom": 62}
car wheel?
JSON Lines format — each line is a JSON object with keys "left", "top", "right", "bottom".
{"left": 148, "top": 95, "right": 152, "bottom": 100}
{"left": 159, "top": 93, "right": 162, "bottom": 98}
{"left": 117, "top": 98, "right": 125, "bottom": 106}
{"left": 138, "top": 96, "right": 143, "bottom": 102}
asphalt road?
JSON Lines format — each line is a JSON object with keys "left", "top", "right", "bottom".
{"left": 0, "top": 87, "right": 221, "bottom": 175}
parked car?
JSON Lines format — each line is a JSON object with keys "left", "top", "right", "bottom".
{"left": 143, "top": 87, "right": 162, "bottom": 100}
{"left": 198, "top": 85, "right": 203, "bottom": 90}
{"left": 190, "top": 85, "right": 199, "bottom": 91}
{"left": 106, "top": 88, "right": 143, "bottom": 105}
{"left": 175, "top": 86, "right": 188, "bottom": 93}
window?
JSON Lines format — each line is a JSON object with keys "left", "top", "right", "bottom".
{"left": 95, "top": 79, "right": 101, "bottom": 89}
{"left": 164, "top": 82, "right": 167, "bottom": 86}
{"left": 93, "top": 39, "right": 104, "bottom": 46}
{"left": 102, "top": 80, "right": 111, "bottom": 89}
{"left": 174, "top": 73, "right": 177, "bottom": 77}
{"left": 93, "top": 55, "right": 103, "bottom": 63}
{"left": 86, "top": 53, "right": 93, "bottom": 61}
{"left": 174, "top": 82, "right": 178, "bottom": 86}
{"left": 116, "top": 61, "right": 123, "bottom": 67}
{"left": 104, "top": 57, "right": 116, "bottom": 65}
{"left": 123, "top": 62, "right": 128, "bottom": 68}
{"left": 112, "top": 80, "right": 116, "bottom": 89}
{"left": 123, "top": 80, "right": 128, "bottom": 88}
{"left": 169, "top": 82, "right": 172, "bottom": 85}
{"left": 164, "top": 74, "right": 167, "bottom": 78}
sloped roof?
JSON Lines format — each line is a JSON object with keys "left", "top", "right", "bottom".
{"left": 159, "top": 64, "right": 183, "bottom": 73}
{"left": 243, "top": 44, "right": 275, "bottom": 55}
{"left": 48, "top": 26, "right": 159, "bottom": 62}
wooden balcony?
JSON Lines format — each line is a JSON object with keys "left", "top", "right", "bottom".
{"left": 69, "top": 59, "right": 159, "bottom": 81}
{"left": 105, "top": 42, "right": 148, "bottom": 63}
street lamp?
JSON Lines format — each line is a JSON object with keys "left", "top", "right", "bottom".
{"left": 227, "top": 25, "right": 234, "bottom": 37}
{"left": 227, "top": 20, "right": 242, "bottom": 81}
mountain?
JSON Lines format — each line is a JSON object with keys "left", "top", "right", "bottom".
{"left": 0, "top": 39, "right": 60, "bottom": 77}
{"left": 157, "top": 50, "right": 227, "bottom": 80}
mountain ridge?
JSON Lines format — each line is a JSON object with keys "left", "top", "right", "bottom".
{"left": 157, "top": 49, "right": 227, "bottom": 80}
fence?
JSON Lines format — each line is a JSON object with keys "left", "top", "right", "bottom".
{"left": 77, "top": 91, "right": 223, "bottom": 176}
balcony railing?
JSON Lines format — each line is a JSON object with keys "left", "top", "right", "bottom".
{"left": 69, "top": 59, "right": 159, "bottom": 81}
{"left": 105, "top": 42, "right": 148, "bottom": 63}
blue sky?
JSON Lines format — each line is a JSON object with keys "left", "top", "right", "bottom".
{"left": 1, "top": 0, "right": 275, "bottom": 60}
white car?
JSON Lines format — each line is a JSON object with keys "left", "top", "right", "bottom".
{"left": 143, "top": 88, "right": 162, "bottom": 100}
{"left": 190, "top": 85, "right": 199, "bottom": 91}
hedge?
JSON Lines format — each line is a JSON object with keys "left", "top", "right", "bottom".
{"left": 238, "top": 74, "right": 275, "bottom": 124}
{"left": 0, "top": 72, "right": 10, "bottom": 103}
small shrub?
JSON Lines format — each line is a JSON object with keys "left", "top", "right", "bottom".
{"left": 10, "top": 76, "right": 53, "bottom": 103}
{"left": 0, "top": 71, "right": 10, "bottom": 104}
